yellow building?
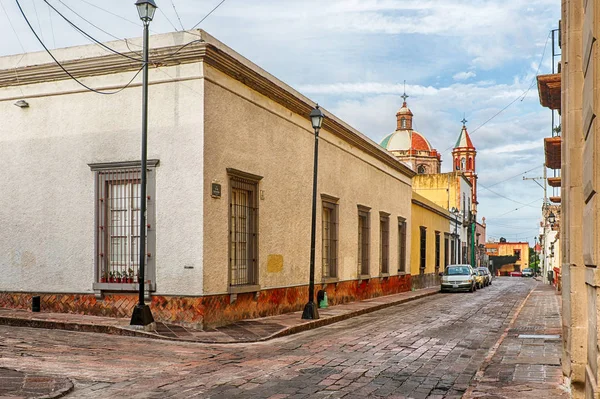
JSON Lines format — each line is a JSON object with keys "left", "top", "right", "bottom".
{"left": 411, "top": 192, "right": 451, "bottom": 288}
{"left": 484, "top": 241, "right": 529, "bottom": 275}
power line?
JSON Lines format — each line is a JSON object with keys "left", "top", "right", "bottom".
{"left": 16, "top": 0, "right": 143, "bottom": 95}
{"left": 190, "top": 0, "right": 226, "bottom": 29}
{"left": 32, "top": 0, "right": 45, "bottom": 43}
{"left": 47, "top": 1, "right": 56, "bottom": 47}
{"left": 483, "top": 165, "right": 543, "bottom": 189}
{"left": 76, "top": 0, "right": 141, "bottom": 28}
{"left": 0, "top": 0, "right": 26, "bottom": 52}
{"left": 485, "top": 197, "right": 543, "bottom": 220}
{"left": 56, "top": 0, "right": 140, "bottom": 48}
{"left": 479, "top": 184, "right": 540, "bottom": 208}
{"left": 158, "top": 7, "right": 179, "bottom": 32}
{"left": 169, "top": 0, "right": 185, "bottom": 30}
{"left": 44, "top": 0, "right": 142, "bottom": 62}
{"left": 443, "top": 31, "right": 552, "bottom": 153}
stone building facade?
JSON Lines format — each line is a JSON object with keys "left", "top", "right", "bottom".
{"left": 0, "top": 30, "right": 416, "bottom": 328}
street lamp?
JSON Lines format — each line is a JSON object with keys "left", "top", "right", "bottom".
{"left": 131, "top": 0, "right": 157, "bottom": 328}
{"left": 548, "top": 211, "right": 556, "bottom": 225}
{"left": 302, "top": 104, "right": 324, "bottom": 320}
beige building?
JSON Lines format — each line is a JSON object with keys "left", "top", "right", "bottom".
{"left": 0, "top": 30, "right": 417, "bottom": 328}
{"left": 536, "top": 0, "right": 599, "bottom": 396}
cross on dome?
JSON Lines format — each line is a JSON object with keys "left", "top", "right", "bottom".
{"left": 461, "top": 116, "right": 468, "bottom": 126}
{"left": 401, "top": 80, "right": 409, "bottom": 103}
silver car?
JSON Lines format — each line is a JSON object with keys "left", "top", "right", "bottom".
{"left": 440, "top": 264, "right": 477, "bottom": 293}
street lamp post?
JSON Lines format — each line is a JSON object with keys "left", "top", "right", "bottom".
{"left": 302, "top": 105, "right": 324, "bottom": 320}
{"left": 131, "top": 0, "right": 157, "bottom": 328}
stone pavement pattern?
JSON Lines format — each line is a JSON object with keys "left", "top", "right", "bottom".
{"left": 466, "top": 283, "right": 568, "bottom": 398}
{"left": 0, "top": 278, "right": 556, "bottom": 398}
{"left": 0, "top": 367, "right": 72, "bottom": 399}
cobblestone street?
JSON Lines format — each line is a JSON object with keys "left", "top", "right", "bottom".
{"left": 0, "top": 278, "right": 563, "bottom": 398}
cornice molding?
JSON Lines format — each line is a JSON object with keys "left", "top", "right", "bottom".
{"left": 1, "top": 37, "right": 416, "bottom": 179}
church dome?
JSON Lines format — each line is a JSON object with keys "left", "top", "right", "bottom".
{"left": 380, "top": 130, "right": 433, "bottom": 152}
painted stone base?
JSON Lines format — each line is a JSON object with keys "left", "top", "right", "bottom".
{"left": 0, "top": 274, "right": 411, "bottom": 329}
{"left": 411, "top": 273, "right": 440, "bottom": 290}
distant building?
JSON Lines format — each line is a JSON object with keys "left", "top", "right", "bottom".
{"left": 485, "top": 241, "right": 530, "bottom": 275}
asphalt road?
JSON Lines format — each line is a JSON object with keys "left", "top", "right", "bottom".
{"left": 0, "top": 278, "right": 536, "bottom": 398}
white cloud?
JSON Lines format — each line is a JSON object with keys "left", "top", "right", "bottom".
{"left": 453, "top": 71, "right": 476, "bottom": 81}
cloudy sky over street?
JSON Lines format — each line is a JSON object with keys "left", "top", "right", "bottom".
{"left": 0, "top": 0, "right": 560, "bottom": 244}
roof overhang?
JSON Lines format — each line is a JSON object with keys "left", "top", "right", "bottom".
{"left": 537, "top": 73, "right": 561, "bottom": 110}
{"left": 545, "top": 136, "right": 562, "bottom": 169}
{"left": 548, "top": 177, "right": 561, "bottom": 187}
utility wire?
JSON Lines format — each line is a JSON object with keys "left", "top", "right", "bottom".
{"left": 47, "top": 2, "right": 56, "bottom": 47}
{"left": 479, "top": 184, "right": 540, "bottom": 208}
{"left": 32, "top": 0, "right": 45, "bottom": 43}
{"left": 76, "top": 0, "right": 141, "bottom": 28}
{"left": 190, "top": 0, "right": 226, "bottom": 29}
{"left": 483, "top": 165, "right": 543, "bottom": 189}
{"left": 170, "top": 0, "right": 185, "bottom": 30}
{"left": 486, "top": 198, "right": 543, "bottom": 220}
{"left": 44, "top": 0, "right": 142, "bottom": 62}
{"left": 56, "top": 0, "right": 140, "bottom": 49}
{"left": 16, "top": 0, "right": 143, "bottom": 95}
{"left": 1, "top": 0, "right": 26, "bottom": 51}
{"left": 158, "top": 7, "right": 179, "bottom": 31}
{"left": 443, "top": 31, "right": 552, "bottom": 153}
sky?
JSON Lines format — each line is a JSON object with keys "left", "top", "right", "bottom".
{"left": 0, "top": 0, "right": 561, "bottom": 245}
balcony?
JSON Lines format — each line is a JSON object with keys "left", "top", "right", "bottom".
{"left": 545, "top": 136, "right": 562, "bottom": 169}
{"left": 548, "top": 177, "right": 561, "bottom": 187}
{"left": 537, "top": 73, "right": 561, "bottom": 110}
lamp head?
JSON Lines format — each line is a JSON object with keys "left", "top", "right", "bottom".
{"left": 310, "top": 104, "right": 324, "bottom": 133}
{"left": 135, "top": 0, "right": 157, "bottom": 22}
{"left": 548, "top": 211, "right": 556, "bottom": 224}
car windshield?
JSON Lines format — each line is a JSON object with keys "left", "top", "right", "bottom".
{"left": 523, "top": 268, "right": 532, "bottom": 272}
{"left": 445, "top": 266, "right": 471, "bottom": 275}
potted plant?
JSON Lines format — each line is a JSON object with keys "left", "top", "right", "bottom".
{"left": 108, "top": 271, "right": 115, "bottom": 283}
{"left": 101, "top": 271, "right": 108, "bottom": 283}
{"left": 127, "top": 268, "right": 134, "bottom": 283}
{"left": 116, "top": 271, "right": 122, "bottom": 283}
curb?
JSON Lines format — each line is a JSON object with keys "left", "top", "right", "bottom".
{"left": 0, "top": 289, "right": 439, "bottom": 344}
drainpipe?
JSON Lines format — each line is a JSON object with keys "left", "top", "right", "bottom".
{"left": 471, "top": 218, "right": 476, "bottom": 268}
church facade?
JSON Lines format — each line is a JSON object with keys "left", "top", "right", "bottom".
{"left": 381, "top": 98, "right": 482, "bottom": 270}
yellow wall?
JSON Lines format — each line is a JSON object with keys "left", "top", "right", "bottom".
{"left": 411, "top": 193, "right": 451, "bottom": 276}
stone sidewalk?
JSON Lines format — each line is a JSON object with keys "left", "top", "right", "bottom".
{"left": 0, "top": 368, "right": 73, "bottom": 399}
{"left": 464, "top": 282, "right": 569, "bottom": 398}
{"left": 0, "top": 287, "right": 439, "bottom": 344}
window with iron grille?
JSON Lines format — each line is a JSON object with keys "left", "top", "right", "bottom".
{"left": 444, "top": 233, "right": 449, "bottom": 269}
{"left": 380, "top": 213, "right": 389, "bottom": 274}
{"left": 229, "top": 174, "right": 259, "bottom": 287}
{"left": 398, "top": 218, "right": 407, "bottom": 273}
{"left": 358, "top": 207, "right": 370, "bottom": 276}
{"left": 90, "top": 161, "right": 157, "bottom": 288}
{"left": 435, "top": 231, "right": 441, "bottom": 272}
{"left": 322, "top": 199, "right": 338, "bottom": 279}
{"left": 451, "top": 237, "right": 456, "bottom": 264}
{"left": 419, "top": 226, "right": 427, "bottom": 274}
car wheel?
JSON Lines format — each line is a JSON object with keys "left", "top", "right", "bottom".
{"left": 470, "top": 284, "right": 475, "bottom": 292}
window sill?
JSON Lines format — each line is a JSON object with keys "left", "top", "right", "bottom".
{"left": 397, "top": 271, "right": 408, "bottom": 276}
{"left": 321, "top": 277, "right": 339, "bottom": 284}
{"left": 228, "top": 284, "right": 261, "bottom": 295}
{"left": 93, "top": 282, "right": 155, "bottom": 292}
{"left": 380, "top": 273, "right": 390, "bottom": 279}
{"left": 358, "top": 274, "right": 371, "bottom": 282}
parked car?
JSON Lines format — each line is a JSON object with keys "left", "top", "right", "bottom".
{"left": 474, "top": 270, "right": 486, "bottom": 289}
{"left": 477, "top": 267, "right": 492, "bottom": 286}
{"left": 440, "top": 264, "right": 477, "bottom": 293}
{"left": 509, "top": 271, "right": 522, "bottom": 277}
{"left": 522, "top": 268, "right": 534, "bottom": 277}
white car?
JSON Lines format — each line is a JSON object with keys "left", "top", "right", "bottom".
{"left": 440, "top": 264, "right": 477, "bottom": 293}
{"left": 522, "top": 268, "right": 534, "bottom": 277}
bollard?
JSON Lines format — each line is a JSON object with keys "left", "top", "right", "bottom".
{"left": 32, "top": 296, "right": 40, "bottom": 312}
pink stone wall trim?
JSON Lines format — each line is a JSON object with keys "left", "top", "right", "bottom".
{"left": 0, "top": 275, "right": 412, "bottom": 329}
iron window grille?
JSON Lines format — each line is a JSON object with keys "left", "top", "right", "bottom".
{"left": 322, "top": 199, "right": 339, "bottom": 279}
{"left": 229, "top": 175, "right": 259, "bottom": 287}
{"left": 398, "top": 218, "right": 407, "bottom": 273}
{"left": 380, "top": 214, "right": 390, "bottom": 274}
{"left": 435, "top": 231, "right": 441, "bottom": 272}
{"left": 444, "top": 233, "right": 450, "bottom": 269}
{"left": 91, "top": 161, "right": 157, "bottom": 288}
{"left": 358, "top": 207, "right": 370, "bottom": 276}
{"left": 419, "top": 226, "right": 427, "bottom": 274}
